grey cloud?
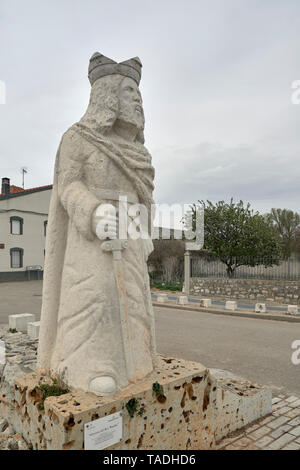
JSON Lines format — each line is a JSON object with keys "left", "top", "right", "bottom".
{"left": 0, "top": 0, "right": 299, "bottom": 214}
{"left": 153, "top": 141, "right": 300, "bottom": 213}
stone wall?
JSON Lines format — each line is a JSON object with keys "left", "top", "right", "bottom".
{"left": 190, "top": 278, "right": 300, "bottom": 305}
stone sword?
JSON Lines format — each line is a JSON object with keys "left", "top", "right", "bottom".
{"left": 101, "top": 239, "right": 135, "bottom": 382}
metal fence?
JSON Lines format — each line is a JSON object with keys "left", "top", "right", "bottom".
{"left": 190, "top": 256, "right": 300, "bottom": 280}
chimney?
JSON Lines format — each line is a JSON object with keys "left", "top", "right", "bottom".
{"left": 1, "top": 177, "right": 10, "bottom": 195}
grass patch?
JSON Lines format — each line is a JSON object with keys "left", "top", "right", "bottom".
{"left": 125, "top": 398, "right": 145, "bottom": 418}
{"left": 8, "top": 328, "right": 17, "bottom": 334}
{"left": 152, "top": 382, "right": 167, "bottom": 403}
{"left": 150, "top": 280, "right": 183, "bottom": 291}
{"left": 37, "top": 378, "right": 70, "bottom": 411}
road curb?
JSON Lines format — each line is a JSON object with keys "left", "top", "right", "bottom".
{"left": 152, "top": 301, "right": 300, "bottom": 323}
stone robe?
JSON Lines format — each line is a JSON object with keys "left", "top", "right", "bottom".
{"left": 37, "top": 123, "right": 156, "bottom": 392}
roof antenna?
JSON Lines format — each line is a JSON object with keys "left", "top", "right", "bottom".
{"left": 20, "top": 167, "right": 28, "bottom": 189}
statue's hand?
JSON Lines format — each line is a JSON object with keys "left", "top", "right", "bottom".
{"left": 92, "top": 203, "right": 118, "bottom": 240}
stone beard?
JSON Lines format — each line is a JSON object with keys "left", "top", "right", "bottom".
{"left": 37, "top": 56, "right": 156, "bottom": 396}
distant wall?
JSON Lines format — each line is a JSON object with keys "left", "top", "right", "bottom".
{"left": 190, "top": 278, "right": 300, "bottom": 305}
{"left": 0, "top": 271, "right": 43, "bottom": 282}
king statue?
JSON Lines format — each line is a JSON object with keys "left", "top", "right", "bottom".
{"left": 37, "top": 53, "right": 156, "bottom": 396}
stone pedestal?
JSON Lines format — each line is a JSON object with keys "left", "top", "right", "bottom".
{"left": 288, "top": 305, "right": 299, "bottom": 315}
{"left": 27, "top": 322, "right": 40, "bottom": 340}
{"left": 255, "top": 303, "right": 267, "bottom": 313}
{"left": 177, "top": 295, "right": 188, "bottom": 305}
{"left": 225, "top": 301, "right": 237, "bottom": 311}
{"left": 199, "top": 299, "right": 212, "bottom": 308}
{"left": 9, "top": 314, "right": 35, "bottom": 333}
{"left": 0, "top": 354, "right": 272, "bottom": 450}
{"left": 157, "top": 294, "right": 168, "bottom": 303}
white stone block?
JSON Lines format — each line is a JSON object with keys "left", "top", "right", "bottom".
{"left": 27, "top": 322, "right": 40, "bottom": 340}
{"left": 157, "top": 293, "right": 168, "bottom": 303}
{"left": 225, "top": 301, "right": 237, "bottom": 311}
{"left": 9, "top": 314, "right": 36, "bottom": 333}
{"left": 177, "top": 295, "right": 188, "bottom": 305}
{"left": 255, "top": 303, "right": 267, "bottom": 313}
{"left": 199, "top": 298, "right": 212, "bottom": 308}
{"left": 287, "top": 305, "right": 299, "bottom": 315}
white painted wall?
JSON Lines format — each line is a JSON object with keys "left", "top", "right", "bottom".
{"left": 0, "top": 189, "right": 52, "bottom": 272}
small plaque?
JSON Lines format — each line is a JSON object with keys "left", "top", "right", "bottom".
{"left": 0, "top": 244, "right": 4, "bottom": 249}
{"left": 84, "top": 411, "right": 122, "bottom": 450}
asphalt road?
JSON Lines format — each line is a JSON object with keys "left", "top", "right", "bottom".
{"left": 155, "top": 305, "right": 300, "bottom": 396}
{"left": 0, "top": 281, "right": 43, "bottom": 324}
{"left": 0, "top": 281, "right": 299, "bottom": 396}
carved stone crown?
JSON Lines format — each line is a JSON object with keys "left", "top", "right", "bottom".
{"left": 88, "top": 53, "right": 142, "bottom": 86}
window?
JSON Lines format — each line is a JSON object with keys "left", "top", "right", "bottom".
{"left": 10, "top": 216, "right": 23, "bottom": 235}
{"left": 10, "top": 248, "right": 23, "bottom": 268}
{"left": 44, "top": 220, "right": 48, "bottom": 236}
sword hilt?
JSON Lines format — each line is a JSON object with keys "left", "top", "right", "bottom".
{"left": 101, "top": 239, "right": 128, "bottom": 260}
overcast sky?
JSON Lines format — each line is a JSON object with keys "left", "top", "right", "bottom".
{"left": 1, "top": 0, "right": 300, "bottom": 218}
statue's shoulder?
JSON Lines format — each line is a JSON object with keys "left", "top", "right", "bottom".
{"left": 58, "top": 124, "right": 91, "bottom": 162}
{"left": 60, "top": 125, "right": 82, "bottom": 149}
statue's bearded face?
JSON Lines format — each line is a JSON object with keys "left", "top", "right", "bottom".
{"left": 117, "top": 77, "right": 145, "bottom": 131}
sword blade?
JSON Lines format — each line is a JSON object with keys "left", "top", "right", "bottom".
{"left": 112, "top": 251, "right": 135, "bottom": 382}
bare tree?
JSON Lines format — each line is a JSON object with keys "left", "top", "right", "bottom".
{"left": 266, "top": 208, "right": 300, "bottom": 258}
{"left": 148, "top": 239, "right": 185, "bottom": 282}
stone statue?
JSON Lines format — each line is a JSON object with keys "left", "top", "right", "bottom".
{"left": 37, "top": 53, "right": 156, "bottom": 396}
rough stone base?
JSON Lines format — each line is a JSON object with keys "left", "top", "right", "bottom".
{"left": 209, "top": 369, "right": 272, "bottom": 442}
{"left": 0, "top": 352, "right": 272, "bottom": 450}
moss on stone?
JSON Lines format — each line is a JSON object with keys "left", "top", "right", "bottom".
{"left": 37, "top": 378, "right": 70, "bottom": 410}
{"left": 125, "top": 398, "right": 145, "bottom": 418}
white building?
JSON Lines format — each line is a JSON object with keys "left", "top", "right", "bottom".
{"left": 0, "top": 178, "right": 52, "bottom": 281}
{"left": 0, "top": 177, "right": 185, "bottom": 282}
